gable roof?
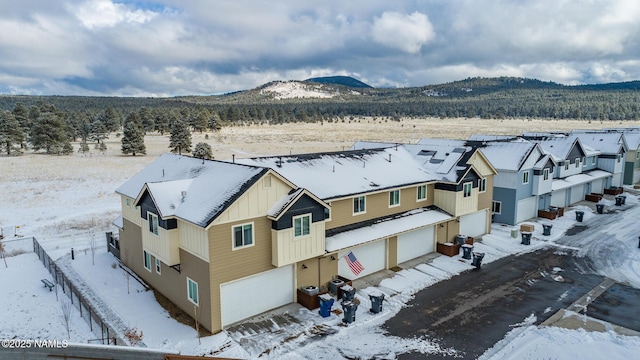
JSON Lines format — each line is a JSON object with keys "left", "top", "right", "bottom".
{"left": 237, "top": 148, "right": 436, "bottom": 200}
{"left": 466, "top": 137, "right": 540, "bottom": 171}
{"left": 531, "top": 136, "right": 585, "bottom": 162}
{"left": 572, "top": 132, "right": 627, "bottom": 155}
{"left": 116, "top": 153, "right": 268, "bottom": 227}
{"left": 267, "top": 188, "right": 328, "bottom": 220}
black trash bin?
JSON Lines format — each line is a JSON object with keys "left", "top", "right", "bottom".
{"left": 521, "top": 231, "right": 532, "bottom": 245}
{"left": 369, "top": 292, "right": 385, "bottom": 314}
{"left": 341, "top": 300, "right": 358, "bottom": 324}
{"left": 542, "top": 224, "right": 553, "bottom": 236}
{"left": 615, "top": 196, "right": 623, "bottom": 206}
{"left": 471, "top": 252, "right": 485, "bottom": 268}
{"left": 318, "top": 294, "right": 334, "bottom": 318}
{"left": 575, "top": 210, "right": 585, "bottom": 222}
{"left": 596, "top": 204, "right": 605, "bottom": 214}
{"left": 454, "top": 234, "right": 466, "bottom": 245}
{"left": 461, "top": 244, "right": 473, "bottom": 260}
{"left": 341, "top": 285, "right": 356, "bottom": 302}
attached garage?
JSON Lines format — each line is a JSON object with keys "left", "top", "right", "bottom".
{"left": 397, "top": 226, "right": 435, "bottom": 264}
{"left": 570, "top": 185, "right": 585, "bottom": 205}
{"left": 339, "top": 240, "right": 386, "bottom": 280}
{"left": 459, "top": 209, "right": 488, "bottom": 238}
{"left": 591, "top": 179, "right": 604, "bottom": 194}
{"left": 551, "top": 189, "right": 567, "bottom": 208}
{"left": 516, "top": 196, "right": 538, "bottom": 224}
{"left": 220, "top": 265, "right": 294, "bottom": 327}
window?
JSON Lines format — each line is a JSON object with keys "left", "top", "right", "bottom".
{"left": 353, "top": 196, "right": 366, "bottom": 214}
{"left": 617, "top": 154, "right": 622, "bottom": 163}
{"left": 564, "top": 162, "right": 569, "bottom": 170}
{"left": 187, "top": 278, "right": 199, "bottom": 306}
{"left": 417, "top": 185, "right": 427, "bottom": 201}
{"left": 148, "top": 212, "right": 158, "bottom": 235}
{"left": 575, "top": 157, "right": 580, "bottom": 168}
{"left": 582, "top": 157, "right": 587, "bottom": 167}
{"left": 126, "top": 198, "right": 131, "bottom": 206}
{"left": 543, "top": 168, "right": 550, "bottom": 181}
{"left": 155, "top": 259, "right": 161, "bottom": 274}
{"left": 492, "top": 201, "right": 502, "bottom": 214}
{"left": 294, "top": 214, "right": 311, "bottom": 237}
{"left": 143, "top": 251, "right": 151, "bottom": 272}
{"left": 233, "top": 223, "right": 253, "bottom": 249}
{"left": 389, "top": 190, "right": 400, "bottom": 207}
{"left": 522, "top": 171, "right": 530, "bottom": 184}
{"left": 478, "top": 178, "right": 487, "bottom": 193}
{"left": 463, "top": 182, "right": 472, "bottom": 198}
{"left": 592, "top": 156, "right": 596, "bottom": 165}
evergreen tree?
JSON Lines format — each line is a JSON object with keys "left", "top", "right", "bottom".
{"left": 169, "top": 120, "right": 192, "bottom": 155}
{"left": 208, "top": 112, "right": 222, "bottom": 131}
{"left": 0, "top": 111, "right": 26, "bottom": 155}
{"left": 12, "top": 102, "right": 30, "bottom": 134}
{"left": 192, "top": 110, "right": 209, "bottom": 133}
{"left": 78, "top": 139, "right": 90, "bottom": 154}
{"left": 29, "top": 112, "right": 71, "bottom": 154}
{"left": 139, "top": 107, "right": 154, "bottom": 133}
{"left": 154, "top": 112, "right": 170, "bottom": 134}
{"left": 90, "top": 120, "right": 108, "bottom": 144}
{"left": 121, "top": 112, "right": 146, "bottom": 156}
{"left": 100, "top": 107, "right": 121, "bottom": 132}
{"left": 192, "top": 142, "right": 213, "bottom": 159}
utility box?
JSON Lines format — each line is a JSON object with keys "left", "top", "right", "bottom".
{"left": 520, "top": 224, "right": 535, "bottom": 233}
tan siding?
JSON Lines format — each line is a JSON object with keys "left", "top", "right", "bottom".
{"left": 326, "top": 184, "right": 435, "bottom": 230}
{"left": 296, "top": 260, "right": 319, "bottom": 288}
{"left": 436, "top": 222, "right": 447, "bottom": 244}
{"left": 179, "top": 220, "right": 209, "bottom": 262}
{"left": 319, "top": 256, "right": 338, "bottom": 289}
{"left": 208, "top": 216, "right": 275, "bottom": 332}
{"left": 387, "top": 236, "right": 398, "bottom": 268}
{"left": 446, "top": 220, "right": 460, "bottom": 243}
{"left": 468, "top": 151, "right": 496, "bottom": 177}
{"left": 478, "top": 175, "right": 494, "bottom": 211}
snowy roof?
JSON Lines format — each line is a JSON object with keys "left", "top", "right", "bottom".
{"left": 267, "top": 188, "right": 304, "bottom": 219}
{"left": 573, "top": 133, "right": 626, "bottom": 155}
{"left": 468, "top": 139, "right": 538, "bottom": 171}
{"left": 533, "top": 154, "right": 556, "bottom": 170}
{"left": 468, "top": 134, "right": 519, "bottom": 142}
{"left": 409, "top": 139, "right": 476, "bottom": 182}
{"left": 350, "top": 141, "right": 399, "bottom": 150}
{"left": 325, "top": 208, "right": 453, "bottom": 252}
{"left": 622, "top": 132, "right": 640, "bottom": 149}
{"left": 237, "top": 148, "right": 435, "bottom": 200}
{"left": 535, "top": 136, "right": 582, "bottom": 162}
{"left": 551, "top": 170, "right": 612, "bottom": 191}
{"left": 116, "top": 153, "right": 267, "bottom": 227}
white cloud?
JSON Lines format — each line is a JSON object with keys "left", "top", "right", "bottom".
{"left": 371, "top": 11, "right": 435, "bottom": 54}
{"left": 72, "top": 0, "right": 157, "bottom": 29}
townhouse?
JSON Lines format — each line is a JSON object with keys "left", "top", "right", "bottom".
{"left": 113, "top": 145, "right": 495, "bottom": 333}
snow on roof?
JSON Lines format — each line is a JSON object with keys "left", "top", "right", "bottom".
{"left": 535, "top": 136, "right": 580, "bottom": 162}
{"left": 622, "top": 132, "right": 640, "bottom": 149}
{"left": 350, "top": 141, "right": 399, "bottom": 150}
{"left": 468, "top": 134, "right": 519, "bottom": 141}
{"left": 533, "top": 154, "right": 555, "bottom": 169}
{"left": 410, "top": 139, "right": 475, "bottom": 182}
{"left": 325, "top": 208, "right": 453, "bottom": 252}
{"left": 552, "top": 170, "right": 612, "bottom": 191}
{"left": 267, "top": 188, "right": 304, "bottom": 218}
{"left": 116, "top": 153, "right": 267, "bottom": 227}
{"left": 471, "top": 140, "right": 537, "bottom": 171}
{"left": 573, "top": 133, "right": 626, "bottom": 154}
{"left": 112, "top": 215, "right": 123, "bottom": 229}
{"left": 237, "top": 148, "right": 435, "bottom": 200}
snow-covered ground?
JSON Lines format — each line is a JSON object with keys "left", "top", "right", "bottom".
{"left": 260, "top": 81, "right": 341, "bottom": 99}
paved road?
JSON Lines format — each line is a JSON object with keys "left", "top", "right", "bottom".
{"left": 383, "top": 247, "right": 604, "bottom": 359}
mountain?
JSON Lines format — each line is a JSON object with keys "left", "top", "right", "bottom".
{"left": 305, "top": 76, "right": 372, "bottom": 88}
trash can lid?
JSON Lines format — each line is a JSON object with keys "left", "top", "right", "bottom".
{"left": 461, "top": 244, "right": 473, "bottom": 248}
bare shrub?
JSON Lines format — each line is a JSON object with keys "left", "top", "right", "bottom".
{"left": 124, "top": 327, "right": 144, "bottom": 346}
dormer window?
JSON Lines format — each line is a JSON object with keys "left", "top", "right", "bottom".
{"left": 293, "top": 214, "right": 311, "bottom": 237}
{"left": 575, "top": 158, "right": 580, "bottom": 168}
{"left": 148, "top": 213, "right": 158, "bottom": 235}
{"left": 463, "top": 182, "right": 472, "bottom": 198}
{"left": 564, "top": 162, "right": 569, "bottom": 170}
{"left": 543, "top": 168, "right": 550, "bottom": 181}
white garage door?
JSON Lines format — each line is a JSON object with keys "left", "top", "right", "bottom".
{"left": 220, "top": 265, "right": 294, "bottom": 327}
{"left": 516, "top": 196, "right": 538, "bottom": 224}
{"left": 339, "top": 240, "right": 386, "bottom": 280}
{"left": 459, "top": 210, "right": 488, "bottom": 238}
{"left": 397, "top": 226, "right": 435, "bottom": 263}
{"left": 591, "top": 179, "right": 604, "bottom": 194}
{"left": 570, "top": 185, "right": 584, "bottom": 205}
{"left": 612, "top": 173, "right": 623, "bottom": 187}
{"left": 551, "top": 189, "right": 567, "bottom": 208}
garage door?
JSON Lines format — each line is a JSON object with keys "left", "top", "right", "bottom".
{"left": 591, "top": 179, "right": 604, "bottom": 194}
{"left": 551, "top": 189, "right": 567, "bottom": 208}
{"left": 570, "top": 185, "right": 584, "bottom": 205}
{"left": 397, "top": 226, "right": 435, "bottom": 263}
{"left": 338, "top": 240, "right": 385, "bottom": 280}
{"left": 220, "top": 265, "right": 294, "bottom": 327}
{"left": 516, "top": 196, "right": 538, "bottom": 224}
{"left": 459, "top": 210, "right": 488, "bottom": 238}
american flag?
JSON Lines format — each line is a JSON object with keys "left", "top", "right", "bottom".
{"left": 345, "top": 251, "right": 365, "bottom": 275}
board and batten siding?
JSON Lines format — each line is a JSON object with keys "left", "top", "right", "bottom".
{"left": 209, "top": 174, "right": 293, "bottom": 227}
{"left": 142, "top": 220, "right": 180, "bottom": 266}
{"left": 208, "top": 216, "right": 277, "bottom": 332}
{"left": 121, "top": 196, "right": 141, "bottom": 226}
{"left": 433, "top": 188, "right": 479, "bottom": 217}
{"left": 272, "top": 221, "right": 325, "bottom": 267}
{"left": 179, "top": 220, "right": 209, "bottom": 262}
{"left": 325, "top": 183, "right": 435, "bottom": 230}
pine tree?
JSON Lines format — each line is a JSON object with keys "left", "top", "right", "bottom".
{"left": 0, "top": 111, "right": 26, "bottom": 155}
{"left": 208, "top": 112, "right": 222, "bottom": 131}
{"left": 192, "top": 110, "right": 209, "bottom": 133}
{"left": 100, "top": 107, "right": 121, "bottom": 132}
{"left": 193, "top": 142, "right": 213, "bottom": 159}
{"left": 90, "top": 120, "right": 108, "bottom": 144}
{"left": 139, "top": 107, "right": 154, "bottom": 133}
{"left": 29, "top": 112, "right": 71, "bottom": 154}
{"left": 169, "top": 120, "right": 192, "bottom": 155}
{"left": 121, "top": 112, "right": 146, "bottom": 156}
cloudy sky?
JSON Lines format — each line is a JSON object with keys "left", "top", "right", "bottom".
{"left": 2, "top": 0, "right": 640, "bottom": 96}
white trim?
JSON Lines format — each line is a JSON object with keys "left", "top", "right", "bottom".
{"left": 143, "top": 250, "right": 152, "bottom": 272}
{"left": 463, "top": 182, "right": 472, "bottom": 198}
{"left": 492, "top": 201, "right": 502, "bottom": 214}
{"left": 232, "top": 222, "right": 255, "bottom": 250}
{"left": 388, "top": 189, "right": 400, "bottom": 207}
{"left": 478, "top": 178, "right": 487, "bottom": 193}
{"left": 416, "top": 184, "right": 427, "bottom": 201}
{"left": 293, "top": 213, "right": 311, "bottom": 238}
{"left": 353, "top": 195, "right": 366, "bottom": 215}
{"left": 155, "top": 258, "right": 161, "bottom": 274}
{"left": 147, "top": 212, "right": 158, "bottom": 236}
{"left": 575, "top": 157, "right": 580, "bottom": 168}
{"left": 187, "top": 277, "right": 199, "bottom": 306}
{"left": 522, "top": 171, "right": 530, "bottom": 184}
{"left": 543, "top": 168, "right": 550, "bottom": 181}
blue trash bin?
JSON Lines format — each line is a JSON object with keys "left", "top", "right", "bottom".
{"left": 472, "top": 252, "right": 485, "bottom": 268}
{"left": 461, "top": 244, "right": 473, "bottom": 260}
{"left": 341, "top": 300, "right": 358, "bottom": 324}
{"left": 369, "top": 292, "right": 385, "bottom": 314}
{"left": 318, "top": 294, "right": 334, "bottom": 318}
